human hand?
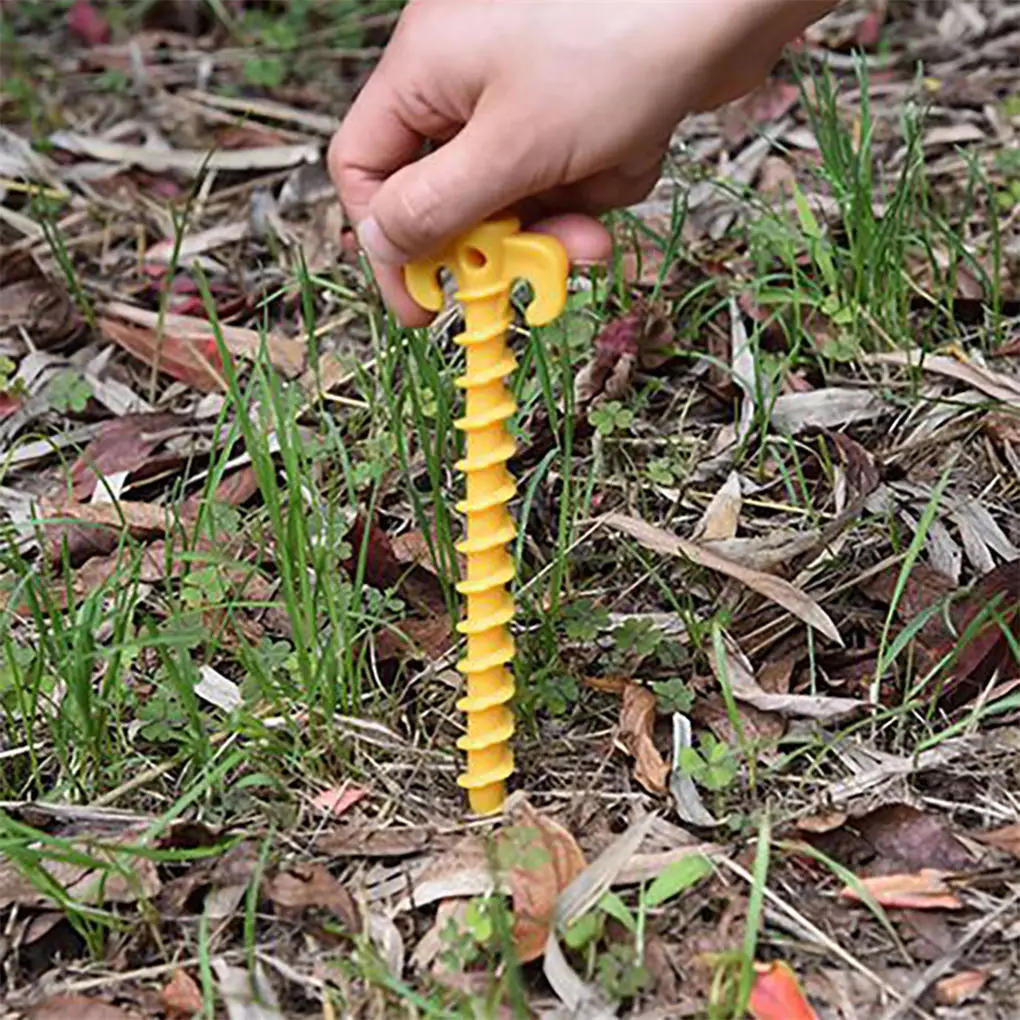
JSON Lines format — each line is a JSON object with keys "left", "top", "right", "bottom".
{"left": 328, "top": 0, "right": 835, "bottom": 325}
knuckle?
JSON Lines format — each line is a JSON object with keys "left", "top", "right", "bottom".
{"left": 326, "top": 129, "right": 348, "bottom": 182}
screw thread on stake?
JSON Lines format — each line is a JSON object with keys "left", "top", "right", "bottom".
{"left": 404, "top": 217, "right": 568, "bottom": 815}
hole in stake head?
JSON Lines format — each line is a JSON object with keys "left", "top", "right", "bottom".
{"left": 463, "top": 246, "right": 487, "bottom": 270}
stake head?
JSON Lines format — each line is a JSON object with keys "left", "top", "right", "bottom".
{"left": 404, "top": 217, "right": 568, "bottom": 323}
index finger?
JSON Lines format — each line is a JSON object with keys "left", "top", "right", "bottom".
{"left": 328, "top": 67, "right": 458, "bottom": 325}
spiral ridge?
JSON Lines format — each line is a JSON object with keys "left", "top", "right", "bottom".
{"left": 402, "top": 217, "right": 568, "bottom": 817}
{"left": 450, "top": 285, "right": 520, "bottom": 816}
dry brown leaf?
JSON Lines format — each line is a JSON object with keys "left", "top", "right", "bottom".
{"left": 103, "top": 301, "right": 305, "bottom": 378}
{"left": 805, "top": 803, "right": 975, "bottom": 874}
{"left": 711, "top": 632, "right": 865, "bottom": 722}
{"left": 375, "top": 615, "right": 454, "bottom": 663}
{"left": 182, "top": 466, "right": 261, "bottom": 515}
{"left": 310, "top": 784, "right": 367, "bottom": 817}
{"left": 0, "top": 855, "right": 92, "bottom": 909}
{"left": 582, "top": 673, "right": 629, "bottom": 694}
{"left": 852, "top": 804, "right": 975, "bottom": 872}
{"left": 602, "top": 513, "right": 843, "bottom": 644}
{"left": 793, "top": 810, "right": 848, "bottom": 835}
{"left": 865, "top": 350, "right": 1020, "bottom": 408}
{"left": 975, "top": 823, "right": 1020, "bottom": 857}
{"left": 391, "top": 527, "right": 464, "bottom": 577}
{"left": 692, "top": 471, "right": 742, "bottom": 542}
{"left": 263, "top": 863, "right": 360, "bottom": 932}
{"left": 618, "top": 682, "right": 670, "bottom": 793}
{"left": 158, "top": 839, "right": 258, "bottom": 919}
{"left": 505, "top": 799, "right": 588, "bottom": 963}
{"left": 37, "top": 497, "right": 185, "bottom": 567}
{"left": 213, "top": 961, "right": 286, "bottom": 1020}
{"left": 51, "top": 130, "right": 319, "bottom": 175}
{"left": 840, "top": 869, "right": 964, "bottom": 910}
{"left": 393, "top": 802, "right": 585, "bottom": 964}
{"left": 692, "top": 692, "right": 785, "bottom": 747}
{"left": 0, "top": 250, "right": 83, "bottom": 348}
{"left": 315, "top": 824, "right": 432, "bottom": 858}
{"left": 924, "top": 559, "right": 1020, "bottom": 706}
{"left": 861, "top": 561, "right": 958, "bottom": 649}
{"left": 27, "top": 996, "right": 135, "bottom": 1020}
{"left": 747, "top": 961, "right": 820, "bottom": 1020}
{"left": 162, "top": 969, "right": 204, "bottom": 1017}
{"left": 718, "top": 77, "right": 800, "bottom": 146}
{"left": 934, "top": 969, "right": 990, "bottom": 1006}
{"left": 769, "top": 388, "right": 889, "bottom": 434}
{"left": 68, "top": 412, "right": 188, "bottom": 501}
{"left": 0, "top": 827, "right": 160, "bottom": 909}
{"left": 99, "top": 316, "right": 226, "bottom": 393}
{"left": 757, "top": 155, "right": 797, "bottom": 198}
{"left": 395, "top": 833, "right": 496, "bottom": 915}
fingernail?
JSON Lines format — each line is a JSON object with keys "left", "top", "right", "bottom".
{"left": 357, "top": 217, "right": 405, "bottom": 265}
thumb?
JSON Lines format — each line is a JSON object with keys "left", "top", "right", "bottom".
{"left": 359, "top": 114, "right": 543, "bottom": 265}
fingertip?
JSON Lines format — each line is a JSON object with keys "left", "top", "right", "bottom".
{"left": 528, "top": 213, "right": 614, "bottom": 266}
{"left": 374, "top": 263, "right": 436, "bottom": 329}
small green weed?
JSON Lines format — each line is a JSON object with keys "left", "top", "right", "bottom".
{"left": 677, "top": 732, "right": 740, "bottom": 792}
{"left": 562, "top": 854, "right": 715, "bottom": 1004}
{"left": 589, "top": 400, "right": 635, "bottom": 436}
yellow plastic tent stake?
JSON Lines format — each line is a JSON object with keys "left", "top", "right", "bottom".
{"left": 404, "top": 217, "right": 568, "bottom": 815}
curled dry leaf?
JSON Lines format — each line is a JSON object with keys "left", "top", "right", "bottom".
{"left": 711, "top": 631, "right": 865, "bottom": 722}
{"left": 692, "top": 471, "right": 742, "bottom": 542}
{"left": 840, "top": 869, "right": 964, "bottom": 911}
{"left": 619, "top": 682, "right": 670, "bottom": 793}
{"left": 397, "top": 800, "right": 585, "bottom": 964}
{"left": 669, "top": 714, "right": 719, "bottom": 828}
{"left": 935, "top": 968, "right": 990, "bottom": 1006}
{"left": 603, "top": 513, "right": 843, "bottom": 645}
{"left": 748, "top": 961, "right": 819, "bottom": 1020}
{"left": 162, "top": 969, "right": 204, "bottom": 1018}
{"left": 505, "top": 798, "right": 588, "bottom": 963}
{"left": 263, "top": 863, "right": 360, "bottom": 933}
